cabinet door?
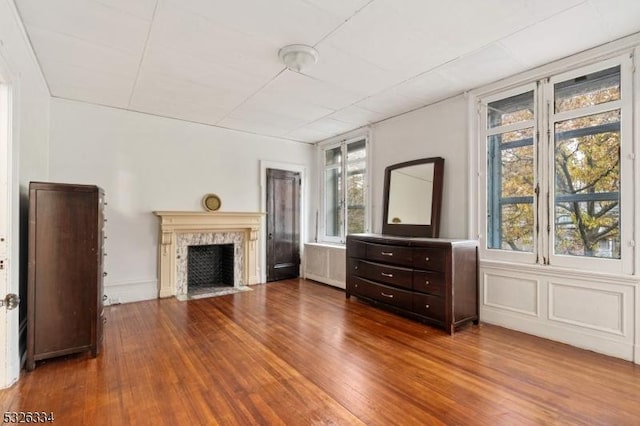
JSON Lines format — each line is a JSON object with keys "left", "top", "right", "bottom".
{"left": 33, "top": 190, "right": 97, "bottom": 355}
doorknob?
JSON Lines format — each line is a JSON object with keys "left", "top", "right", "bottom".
{"left": 0, "top": 293, "right": 20, "bottom": 310}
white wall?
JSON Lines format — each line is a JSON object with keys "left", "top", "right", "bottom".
{"left": 49, "top": 98, "right": 315, "bottom": 304}
{"left": 0, "top": 0, "right": 50, "bottom": 388}
{"left": 371, "top": 95, "right": 468, "bottom": 238}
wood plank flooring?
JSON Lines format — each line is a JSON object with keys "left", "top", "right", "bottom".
{"left": 2, "top": 279, "right": 640, "bottom": 425}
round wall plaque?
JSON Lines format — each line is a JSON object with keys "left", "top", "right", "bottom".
{"left": 202, "top": 194, "right": 221, "bottom": 212}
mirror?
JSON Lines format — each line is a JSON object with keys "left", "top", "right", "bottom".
{"left": 382, "top": 157, "right": 444, "bottom": 238}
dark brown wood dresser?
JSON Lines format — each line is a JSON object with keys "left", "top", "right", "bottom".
{"left": 346, "top": 233, "right": 478, "bottom": 334}
{"left": 26, "top": 182, "right": 106, "bottom": 370}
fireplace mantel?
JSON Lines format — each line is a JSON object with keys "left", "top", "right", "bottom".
{"left": 154, "top": 211, "right": 264, "bottom": 298}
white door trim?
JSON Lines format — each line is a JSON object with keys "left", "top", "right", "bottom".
{"left": 0, "top": 52, "right": 20, "bottom": 388}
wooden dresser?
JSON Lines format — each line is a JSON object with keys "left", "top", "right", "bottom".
{"left": 26, "top": 182, "right": 106, "bottom": 370}
{"left": 346, "top": 233, "right": 478, "bottom": 334}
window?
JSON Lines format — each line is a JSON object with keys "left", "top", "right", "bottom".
{"left": 320, "top": 136, "right": 368, "bottom": 243}
{"left": 479, "top": 56, "right": 633, "bottom": 272}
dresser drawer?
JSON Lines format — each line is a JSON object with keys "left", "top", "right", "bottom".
{"left": 346, "top": 238, "right": 367, "bottom": 259}
{"left": 412, "top": 293, "right": 445, "bottom": 322}
{"left": 354, "top": 260, "right": 412, "bottom": 290}
{"left": 366, "top": 243, "right": 413, "bottom": 267}
{"left": 412, "top": 248, "right": 446, "bottom": 272}
{"left": 412, "top": 271, "right": 445, "bottom": 296}
{"left": 350, "top": 277, "right": 412, "bottom": 310}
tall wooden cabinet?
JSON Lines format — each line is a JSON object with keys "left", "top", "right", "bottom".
{"left": 26, "top": 182, "right": 105, "bottom": 370}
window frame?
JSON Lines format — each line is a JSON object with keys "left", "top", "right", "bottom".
{"left": 317, "top": 131, "right": 371, "bottom": 244}
{"left": 544, "top": 56, "right": 633, "bottom": 274}
{"left": 476, "top": 54, "right": 634, "bottom": 274}
{"left": 479, "top": 83, "right": 539, "bottom": 264}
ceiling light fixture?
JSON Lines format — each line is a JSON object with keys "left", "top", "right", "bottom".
{"left": 278, "top": 44, "right": 319, "bottom": 73}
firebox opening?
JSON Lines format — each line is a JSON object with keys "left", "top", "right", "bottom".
{"left": 187, "top": 244, "right": 234, "bottom": 292}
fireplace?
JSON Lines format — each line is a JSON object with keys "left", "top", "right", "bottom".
{"left": 187, "top": 244, "right": 234, "bottom": 290}
{"left": 154, "top": 211, "right": 263, "bottom": 299}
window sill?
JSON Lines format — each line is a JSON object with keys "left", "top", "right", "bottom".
{"left": 305, "top": 242, "right": 346, "bottom": 249}
{"left": 480, "top": 258, "right": 639, "bottom": 284}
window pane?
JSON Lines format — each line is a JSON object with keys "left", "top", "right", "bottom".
{"left": 555, "top": 202, "right": 620, "bottom": 258}
{"left": 554, "top": 66, "right": 620, "bottom": 113}
{"left": 346, "top": 139, "right": 366, "bottom": 234}
{"left": 487, "top": 127, "right": 534, "bottom": 252}
{"left": 325, "top": 146, "right": 341, "bottom": 166}
{"left": 554, "top": 111, "right": 620, "bottom": 259}
{"left": 499, "top": 204, "right": 534, "bottom": 251}
{"left": 324, "top": 168, "right": 342, "bottom": 237}
{"left": 488, "top": 91, "right": 534, "bottom": 128}
{"left": 501, "top": 145, "right": 534, "bottom": 198}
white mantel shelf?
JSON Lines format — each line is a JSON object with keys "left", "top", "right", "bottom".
{"left": 153, "top": 211, "right": 265, "bottom": 298}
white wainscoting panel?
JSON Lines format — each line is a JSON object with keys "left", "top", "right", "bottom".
{"left": 303, "top": 243, "right": 346, "bottom": 289}
{"left": 104, "top": 279, "right": 158, "bottom": 305}
{"left": 480, "top": 261, "right": 638, "bottom": 363}
{"left": 483, "top": 272, "right": 539, "bottom": 316}
{"left": 549, "top": 281, "right": 627, "bottom": 335}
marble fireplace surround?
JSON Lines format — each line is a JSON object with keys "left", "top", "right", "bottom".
{"left": 154, "top": 211, "right": 263, "bottom": 298}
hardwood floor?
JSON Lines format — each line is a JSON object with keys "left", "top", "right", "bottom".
{"left": 2, "top": 279, "right": 640, "bottom": 425}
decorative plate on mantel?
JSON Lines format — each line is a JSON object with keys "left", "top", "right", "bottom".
{"left": 202, "top": 194, "right": 221, "bottom": 212}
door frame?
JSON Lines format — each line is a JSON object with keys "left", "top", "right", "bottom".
{"left": 0, "top": 50, "right": 20, "bottom": 388}
{"left": 260, "top": 161, "right": 306, "bottom": 284}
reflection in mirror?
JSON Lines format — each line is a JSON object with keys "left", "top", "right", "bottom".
{"left": 387, "top": 163, "right": 434, "bottom": 225}
{"left": 382, "top": 157, "right": 444, "bottom": 238}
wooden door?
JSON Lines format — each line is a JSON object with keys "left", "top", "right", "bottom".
{"left": 266, "top": 169, "right": 300, "bottom": 282}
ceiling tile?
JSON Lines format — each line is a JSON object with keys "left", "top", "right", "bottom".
{"left": 326, "top": 105, "right": 386, "bottom": 126}
{"left": 141, "top": 46, "right": 269, "bottom": 95}
{"left": 392, "top": 71, "right": 461, "bottom": 105}
{"left": 299, "top": 0, "right": 372, "bottom": 19}
{"left": 238, "top": 94, "right": 334, "bottom": 123}
{"left": 355, "top": 87, "right": 427, "bottom": 117}
{"left": 164, "top": 0, "right": 343, "bottom": 46}
{"left": 589, "top": 0, "right": 640, "bottom": 39}
{"left": 41, "top": 58, "right": 134, "bottom": 107}
{"left": 285, "top": 126, "right": 335, "bottom": 143}
{"left": 498, "top": 2, "right": 609, "bottom": 68}
{"left": 15, "top": 0, "right": 152, "bottom": 55}
{"left": 261, "top": 70, "right": 364, "bottom": 110}
{"left": 147, "top": 2, "right": 284, "bottom": 79}
{"left": 27, "top": 26, "right": 140, "bottom": 78}
{"left": 227, "top": 104, "right": 307, "bottom": 130}
{"left": 435, "top": 44, "right": 526, "bottom": 90}
{"left": 217, "top": 117, "right": 294, "bottom": 138}
{"left": 130, "top": 73, "right": 238, "bottom": 124}
{"left": 304, "top": 117, "right": 357, "bottom": 134}
{"left": 92, "top": 0, "right": 158, "bottom": 20}
{"left": 321, "top": 1, "right": 457, "bottom": 77}
{"left": 307, "top": 42, "right": 404, "bottom": 95}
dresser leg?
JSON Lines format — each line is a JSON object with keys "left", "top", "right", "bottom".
{"left": 345, "top": 291, "right": 350, "bottom": 299}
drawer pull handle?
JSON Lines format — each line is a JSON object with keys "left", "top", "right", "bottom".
{"left": 381, "top": 251, "right": 394, "bottom": 256}
{"left": 425, "top": 257, "right": 430, "bottom": 262}
{"left": 425, "top": 304, "right": 430, "bottom": 309}
{"left": 381, "top": 292, "right": 394, "bottom": 298}
{"left": 425, "top": 280, "right": 430, "bottom": 285}
{"left": 381, "top": 272, "right": 393, "bottom": 277}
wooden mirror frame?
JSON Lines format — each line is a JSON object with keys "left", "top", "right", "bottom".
{"left": 382, "top": 157, "right": 445, "bottom": 238}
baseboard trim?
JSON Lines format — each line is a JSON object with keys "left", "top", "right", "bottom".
{"left": 481, "top": 307, "right": 634, "bottom": 362}
{"left": 104, "top": 279, "right": 157, "bottom": 305}
{"left": 304, "top": 273, "right": 345, "bottom": 289}
{"left": 635, "top": 344, "right": 640, "bottom": 364}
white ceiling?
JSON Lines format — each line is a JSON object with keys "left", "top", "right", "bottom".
{"left": 14, "top": 0, "right": 640, "bottom": 143}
